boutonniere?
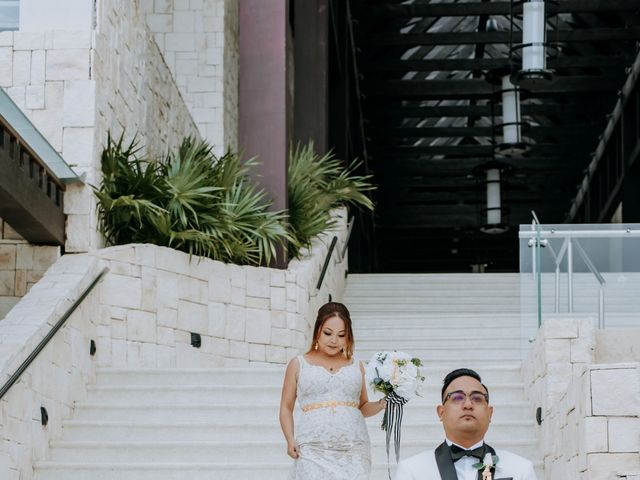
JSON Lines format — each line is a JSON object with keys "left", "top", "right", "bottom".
{"left": 473, "top": 453, "right": 499, "bottom": 480}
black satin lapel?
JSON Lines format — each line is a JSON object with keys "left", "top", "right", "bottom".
{"left": 484, "top": 443, "right": 497, "bottom": 457}
{"left": 476, "top": 443, "right": 498, "bottom": 480}
{"left": 434, "top": 442, "right": 458, "bottom": 480}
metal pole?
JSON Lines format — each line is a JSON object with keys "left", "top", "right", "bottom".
{"left": 536, "top": 225, "right": 542, "bottom": 328}
{"left": 567, "top": 237, "right": 573, "bottom": 312}
{"left": 531, "top": 221, "right": 537, "bottom": 280}
{"left": 599, "top": 285, "right": 605, "bottom": 329}
{"left": 554, "top": 265, "right": 560, "bottom": 312}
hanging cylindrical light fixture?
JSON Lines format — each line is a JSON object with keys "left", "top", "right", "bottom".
{"left": 494, "top": 74, "right": 529, "bottom": 156}
{"left": 501, "top": 75, "right": 521, "bottom": 145}
{"left": 510, "top": 0, "right": 555, "bottom": 88}
{"left": 473, "top": 162, "right": 511, "bottom": 234}
{"left": 486, "top": 168, "right": 502, "bottom": 226}
{"left": 522, "top": 0, "right": 546, "bottom": 72}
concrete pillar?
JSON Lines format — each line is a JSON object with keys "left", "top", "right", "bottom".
{"left": 239, "top": 0, "right": 290, "bottom": 268}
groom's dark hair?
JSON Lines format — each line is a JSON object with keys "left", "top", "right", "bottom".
{"left": 441, "top": 368, "right": 489, "bottom": 402}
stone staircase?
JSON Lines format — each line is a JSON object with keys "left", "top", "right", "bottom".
{"left": 347, "top": 273, "right": 541, "bottom": 478}
{"left": 34, "top": 273, "right": 543, "bottom": 479}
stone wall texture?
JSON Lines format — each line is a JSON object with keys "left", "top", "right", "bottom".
{"left": 140, "top": 0, "right": 239, "bottom": 155}
{"left": 524, "top": 316, "right": 640, "bottom": 479}
{"left": 2, "top": 0, "right": 217, "bottom": 254}
{"left": 0, "top": 242, "right": 60, "bottom": 319}
{"left": 0, "top": 209, "right": 349, "bottom": 478}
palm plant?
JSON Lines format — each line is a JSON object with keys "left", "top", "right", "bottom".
{"left": 287, "top": 142, "right": 375, "bottom": 259}
{"left": 94, "top": 134, "right": 289, "bottom": 266}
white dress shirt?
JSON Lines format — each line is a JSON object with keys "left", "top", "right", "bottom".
{"left": 446, "top": 438, "right": 485, "bottom": 480}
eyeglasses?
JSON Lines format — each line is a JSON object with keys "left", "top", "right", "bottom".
{"left": 443, "top": 390, "right": 489, "bottom": 405}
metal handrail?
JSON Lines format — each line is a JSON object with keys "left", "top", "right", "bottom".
{"left": 0, "top": 267, "right": 109, "bottom": 400}
{"left": 316, "top": 217, "right": 354, "bottom": 290}
{"left": 524, "top": 214, "right": 607, "bottom": 328}
{"left": 336, "top": 217, "right": 355, "bottom": 263}
{"left": 573, "top": 240, "right": 606, "bottom": 328}
{"left": 521, "top": 229, "right": 640, "bottom": 238}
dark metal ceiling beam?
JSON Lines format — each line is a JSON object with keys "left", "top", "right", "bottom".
{"left": 365, "top": 102, "right": 612, "bottom": 119}
{"left": 375, "top": 125, "right": 600, "bottom": 138}
{"left": 375, "top": 209, "right": 546, "bottom": 228}
{"left": 380, "top": 143, "right": 589, "bottom": 156}
{"left": 374, "top": 163, "right": 585, "bottom": 181}
{"left": 371, "top": 162, "right": 587, "bottom": 179}
{"left": 364, "top": 54, "right": 634, "bottom": 72}
{"left": 364, "top": 0, "right": 640, "bottom": 18}
{"left": 363, "top": 27, "right": 640, "bottom": 47}
{"left": 365, "top": 76, "right": 624, "bottom": 98}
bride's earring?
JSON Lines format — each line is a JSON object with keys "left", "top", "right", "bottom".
{"left": 342, "top": 348, "right": 347, "bottom": 358}
{"left": 314, "top": 342, "right": 319, "bottom": 351}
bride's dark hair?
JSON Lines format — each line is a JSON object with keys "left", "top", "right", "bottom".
{"left": 307, "top": 302, "right": 355, "bottom": 358}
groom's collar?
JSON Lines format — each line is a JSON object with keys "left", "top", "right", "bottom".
{"left": 445, "top": 438, "right": 484, "bottom": 450}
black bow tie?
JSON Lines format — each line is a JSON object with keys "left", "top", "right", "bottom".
{"left": 449, "top": 444, "right": 485, "bottom": 462}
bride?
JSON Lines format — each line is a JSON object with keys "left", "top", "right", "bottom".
{"left": 279, "top": 302, "right": 386, "bottom": 479}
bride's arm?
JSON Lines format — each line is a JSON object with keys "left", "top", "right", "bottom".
{"left": 358, "top": 361, "right": 386, "bottom": 417}
{"left": 279, "top": 358, "right": 300, "bottom": 458}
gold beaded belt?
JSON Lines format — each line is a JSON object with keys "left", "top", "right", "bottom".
{"left": 301, "top": 400, "right": 359, "bottom": 413}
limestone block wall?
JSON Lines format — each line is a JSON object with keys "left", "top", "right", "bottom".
{"left": 0, "top": 241, "right": 60, "bottom": 319}
{"left": 94, "top": 208, "right": 349, "bottom": 367}
{"left": 524, "top": 317, "right": 640, "bottom": 479}
{"left": 1, "top": 0, "right": 201, "bottom": 254}
{"left": 541, "top": 363, "right": 640, "bottom": 479}
{"left": 0, "top": 254, "right": 102, "bottom": 480}
{"left": 140, "top": 0, "right": 239, "bottom": 154}
{"left": 0, "top": 211, "right": 348, "bottom": 477}
{"left": 524, "top": 315, "right": 596, "bottom": 413}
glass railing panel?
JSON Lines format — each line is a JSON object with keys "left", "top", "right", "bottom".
{"left": 519, "top": 223, "right": 640, "bottom": 331}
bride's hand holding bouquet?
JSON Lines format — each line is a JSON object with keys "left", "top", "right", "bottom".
{"left": 365, "top": 351, "right": 425, "bottom": 472}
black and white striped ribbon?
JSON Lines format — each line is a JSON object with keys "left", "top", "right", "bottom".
{"left": 382, "top": 391, "right": 408, "bottom": 479}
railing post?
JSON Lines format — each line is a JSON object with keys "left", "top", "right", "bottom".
{"left": 554, "top": 265, "right": 560, "bottom": 312}
{"left": 567, "top": 237, "right": 573, "bottom": 312}
{"left": 599, "top": 285, "right": 605, "bottom": 329}
{"left": 531, "top": 220, "right": 537, "bottom": 280}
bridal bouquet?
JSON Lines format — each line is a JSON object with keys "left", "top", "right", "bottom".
{"left": 365, "top": 351, "right": 424, "bottom": 471}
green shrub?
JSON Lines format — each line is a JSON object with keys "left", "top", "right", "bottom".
{"left": 94, "top": 134, "right": 289, "bottom": 266}
{"left": 287, "top": 142, "right": 375, "bottom": 259}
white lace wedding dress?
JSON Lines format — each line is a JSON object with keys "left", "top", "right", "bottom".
{"left": 289, "top": 355, "right": 371, "bottom": 480}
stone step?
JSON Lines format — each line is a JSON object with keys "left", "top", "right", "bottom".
{"left": 46, "top": 439, "right": 539, "bottom": 464}
{"left": 356, "top": 337, "right": 523, "bottom": 350}
{"left": 33, "top": 460, "right": 544, "bottom": 480}
{"left": 344, "top": 290, "right": 523, "bottom": 298}
{"left": 34, "top": 462, "right": 292, "bottom": 480}
{"left": 346, "top": 304, "right": 522, "bottom": 313}
{"left": 343, "top": 296, "right": 523, "bottom": 305}
{"left": 72, "top": 401, "right": 533, "bottom": 424}
{"left": 60, "top": 419, "right": 536, "bottom": 442}
{"left": 350, "top": 314, "right": 524, "bottom": 327}
{"left": 356, "top": 347, "right": 524, "bottom": 362}
{"left": 95, "top": 364, "right": 524, "bottom": 386}
{"left": 84, "top": 383, "right": 527, "bottom": 404}
{"left": 95, "top": 368, "right": 286, "bottom": 387}
{"left": 354, "top": 327, "right": 524, "bottom": 339}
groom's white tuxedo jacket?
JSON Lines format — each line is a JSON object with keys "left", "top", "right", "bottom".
{"left": 393, "top": 442, "right": 537, "bottom": 480}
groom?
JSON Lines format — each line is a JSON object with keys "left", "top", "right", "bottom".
{"left": 394, "top": 368, "right": 537, "bottom": 480}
